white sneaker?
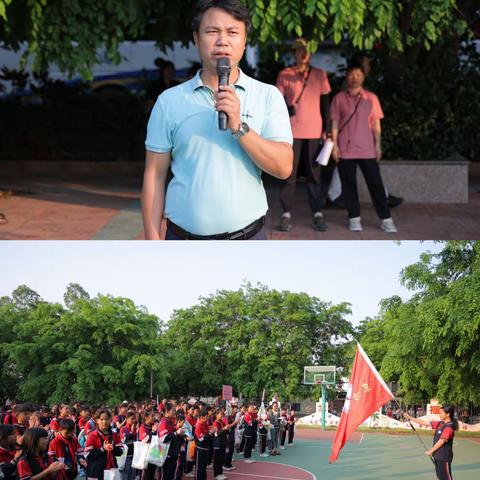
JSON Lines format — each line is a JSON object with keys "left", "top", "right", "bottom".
{"left": 260, "top": 453, "right": 269, "bottom": 457}
{"left": 380, "top": 217, "right": 397, "bottom": 233}
{"left": 223, "top": 466, "right": 235, "bottom": 471}
{"left": 280, "top": 446, "right": 285, "bottom": 449}
{"left": 244, "top": 459, "right": 256, "bottom": 464}
{"left": 348, "top": 216, "right": 362, "bottom": 232}
{"left": 215, "top": 475, "right": 227, "bottom": 480}
{"left": 185, "top": 474, "right": 195, "bottom": 478}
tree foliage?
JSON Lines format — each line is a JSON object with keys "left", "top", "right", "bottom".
{"left": 0, "top": 283, "right": 167, "bottom": 404}
{"left": 358, "top": 241, "right": 480, "bottom": 404}
{"left": 163, "top": 282, "right": 353, "bottom": 400}
{"left": 0, "top": 0, "right": 471, "bottom": 79}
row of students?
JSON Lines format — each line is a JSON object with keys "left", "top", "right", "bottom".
{"left": 0, "top": 400, "right": 296, "bottom": 480}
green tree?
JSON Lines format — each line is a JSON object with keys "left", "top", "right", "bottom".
{"left": 164, "top": 283, "right": 353, "bottom": 400}
{"left": 0, "top": 1, "right": 474, "bottom": 79}
{"left": 0, "top": 285, "right": 168, "bottom": 404}
{"left": 359, "top": 241, "right": 480, "bottom": 404}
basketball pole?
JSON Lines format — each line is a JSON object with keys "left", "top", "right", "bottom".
{"left": 321, "top": 382, "right": 327, "bottom": 431}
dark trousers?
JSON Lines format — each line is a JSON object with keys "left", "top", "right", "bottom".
{"left": 280, "top": 138, "right": 335, "bottom": 214}
{"left": 243, "top": 435, "right": 255, "bottom": 459}
{"left": 259, "top": 433, "right": 267, "bottom": 454}
{"left": 338, "top": 158, "right": 390, "bottom": 219}
{"left": 166, "top": 226, "right": 266, "bottom": 241}
{"left": 288, "top": 424, "right": 295, "bottom": 444}
{"left": 185, "top": 460, "right": 194, "bottom": 474}
{"left": 224, "top": 434, "right": 235, "bottom": 468}
{"left": 141, "top": 463, "right": 157, "bottom": 480}
{"left": 213, "top": 447, "right": 225, "bottom": 476}
{"left": 161, "top": 455, "right": 177, "bottom": 480}
{"left": 280, "top": 428, "right": 287, "bottom": 446}
{"left": 238, "top": 434, "right": 245, "bottom": 453}
{"left": 195, "top": 448, "right": 209, "bottom": 480}
{"left": 435, "top": 460, "right": 453, "bottom": 480}
{"left": 175, "top": 451, "right": 186, "bottom": 480}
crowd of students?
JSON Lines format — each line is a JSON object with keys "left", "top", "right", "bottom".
{"left": 0, "top": 399, "right": 297, "bottom": 480}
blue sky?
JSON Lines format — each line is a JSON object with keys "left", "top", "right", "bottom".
{"left": 0, "top": 241, "right": 442, "bottom": 325}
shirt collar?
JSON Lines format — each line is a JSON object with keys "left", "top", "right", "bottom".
{"left": 193, "top": 68, "right": 249, "bottom": 92}
{"left": 346, "top": 87, "right": 366, "bottom": 98}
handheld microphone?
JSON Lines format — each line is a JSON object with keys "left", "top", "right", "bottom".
{"left": 216, "top": 57, "right": 231, "bottom": 130}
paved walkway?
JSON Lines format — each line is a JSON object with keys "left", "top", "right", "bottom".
{"left": 0, "top": 165, "right": 479, "bottom": 240}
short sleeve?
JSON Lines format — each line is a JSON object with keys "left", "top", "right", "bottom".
{"left": 261, "top": 86, "right": 293, "bottom": 144}
{"left": 440, "top": 426, "right": 454, "bottom": 441}
{"left": 320, "top": 70, "right": 331, "bottom": 95}
{"left": 16, "top": 459, "right": 32, "bottom": 480}
{"left": 330, "top": 94, "right": 341, "bottom": 122}
{"left": 371, "top": 94, "right": 384, "bottom": 120}
{"left": 145, "top": 96, "right": 173, "bottom": 153}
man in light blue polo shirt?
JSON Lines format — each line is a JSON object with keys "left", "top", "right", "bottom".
{"left": 141, "top": 0, "right": 293, "bottom": 240}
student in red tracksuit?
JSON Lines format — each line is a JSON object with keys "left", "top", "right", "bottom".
{"left": 223, "top": 405, "right": 239, "bottom": 471}
{"left": 279, "top": 409, "right": 288, "bottom": 449}
{"left": 184, "top": 405, "right": 198, "bottom": 477}
{"left": 119, "top": 413, "right": 137, "bottom": 480}
{"left": 173, "top": 414, "right": 189, "bottom": 480}
{"left": 287, "top": 409, "right": 296, "bottom": 446}
{"left": 2, "top": 411, "right": 17, "bottom": 426}
{"left": 49, "top": 406, "right": 73, "bottom": 436}
{"left": 77, "top": 405, "right": 92, "bottom": 435}
{"left": 194, "top": 411, "right": 217, "bottom": 480}
{"left": 405, "top": 405, "right": 459, "bottom": 480}
{"left": 12, "top": 404, "right": 35, "bottom": 443}
{"left": 212, "top": 409, "right": 228, "bottom": 480}
{"left": 16, "top": 428, "right": 65, "bottom": 480}
{"left": 158, "top": 403, "right": 185, "bottom": 480}
{"left": 47, "top": 419, "right": 85, "bottom": 480}
{"left": 0, "top": 424, "right": 21, "bottom": 480}
{"left": 137, "top": 410, "right": 157, "bottom": 480}
{"left": 84, "top": 409, "right": 123, "bottom": 480}
{"left": 242, "top": 404, "right": 257, "bottom": 464}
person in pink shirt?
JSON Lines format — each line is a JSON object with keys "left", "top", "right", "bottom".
{"left": 331, "top": 63, "right": 397, "bottom": 233}
{"left": 276, "top": 38, "right": 333, "bottom": 232}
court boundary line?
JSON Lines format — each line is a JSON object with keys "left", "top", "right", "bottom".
{"left": 261, "top": 460, "right": 317, "bottom": 480}
{"left": 227, "top": 473, "right": 308, "bottom": 480}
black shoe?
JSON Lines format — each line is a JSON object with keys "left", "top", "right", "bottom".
{"left": 387, "top": 194, "right": 403, "bottom": 208}
{"left": 313, "top": 215, "right": 328, "bottom": 231}
{"left": 279, "top": 215, "right": 292, "bottom": 231}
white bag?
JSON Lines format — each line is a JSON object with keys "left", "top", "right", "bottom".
{"left": 146, "top": 435, "right": 170, "bottom": 467}
{"left": 315, "top": 138, "right": 334, "bottom": 166}
{"left": 115, "top": 445, "right": 129, "bottom": 471}
{"left": 103, "top": 469, "right": 121, "bottom": 480}
{"left": 132, "top": 441, "right": 149, "bottom": 470}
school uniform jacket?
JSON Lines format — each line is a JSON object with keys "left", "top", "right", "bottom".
{"left": 47, "top": 434, "right": 83, "bottom": 480}
{"left": 194, "top": 422, "right": 212, "bottom": 450}
{"left": 85, "top": 429, "right": 122, "bottom": 480}
{"left": 16, "top": 454, "right": 48, "bottom": 480}
{"left": 0, "top": 447, "right": 17, "bottom": 480}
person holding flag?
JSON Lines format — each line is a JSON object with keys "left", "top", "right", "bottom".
{"left": 329, "top": 342, "right": 394, "bottom": 463}
{"left": 404, "top": 405, "right": 458, "bottom": 480}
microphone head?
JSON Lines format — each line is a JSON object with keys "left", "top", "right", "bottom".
{"left": 216, "top": 57, "right": 231, "bottom": 75}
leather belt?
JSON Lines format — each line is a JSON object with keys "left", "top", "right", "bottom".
{"left": 167, "top": 216, "right": 265, "bottom": 240}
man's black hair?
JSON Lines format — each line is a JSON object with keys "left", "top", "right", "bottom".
{"left": 191, "top": 0, "right": 251, "bottom": 33}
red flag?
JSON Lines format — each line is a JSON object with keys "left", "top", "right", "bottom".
{"left": 329, "top": 342, "right": 394, "bottom": 463}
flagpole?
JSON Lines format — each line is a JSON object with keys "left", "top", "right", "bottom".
{"left": 391, "top": 398, "right": 436, "bottom": 465}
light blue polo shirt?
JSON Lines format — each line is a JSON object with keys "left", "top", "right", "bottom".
{"left": 145, "top": 69, "right": 293, "bottom": 236}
